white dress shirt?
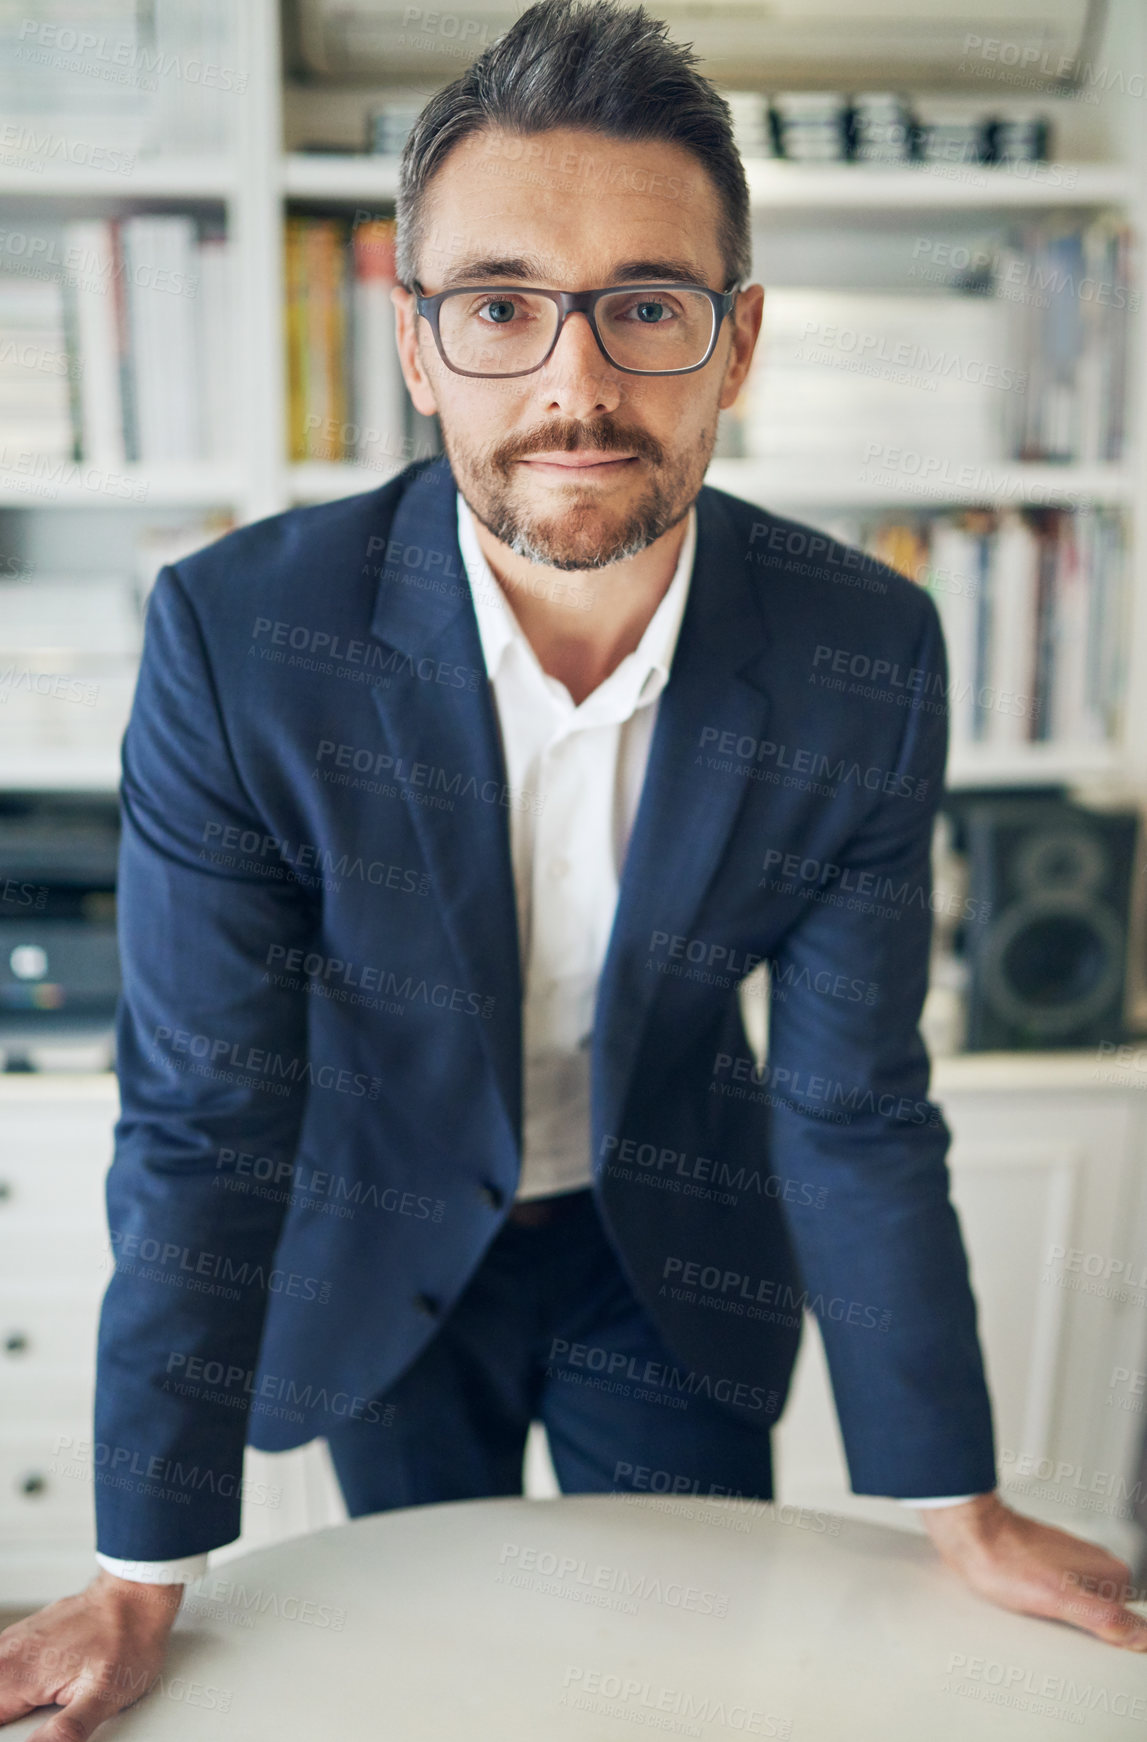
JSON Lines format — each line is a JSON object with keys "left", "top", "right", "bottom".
{"left": 461, "top": 492, "right": 697, "bottom": 1202}
{"left": 95, "top": 491, "right": 978, "bottom": 1585}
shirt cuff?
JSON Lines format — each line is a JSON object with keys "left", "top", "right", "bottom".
{"left": 96, "top": 1550, "right": 209, "bottom": 1584}
{"left": 897, "top": 1491, "right": 993, "bottom": 1508}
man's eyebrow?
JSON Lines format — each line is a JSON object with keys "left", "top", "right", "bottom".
{"left": 436, "top": 256, "right": 713, "bottom": 289}
{"left": 439, "top": 256, "right": 550, "bottom": 287}
{"left": 610, "top": 259, "right": 710, "bottom": 287}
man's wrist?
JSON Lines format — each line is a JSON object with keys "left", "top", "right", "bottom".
{"left": 916, "top": 1489, "right": 1003, "bottom": 1536}
{"left": 95, "top": 1549, "right": 209, "bottom": 1585}
{"left": 899, "top": 1492, "right": 984, "bottom": 1509}
{"left": 92, "top": 1567, "right": 186, "bottom": 1616}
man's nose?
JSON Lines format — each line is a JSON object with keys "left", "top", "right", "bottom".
{"left": 534, "top": 309, "right": 626, "bottom": 418}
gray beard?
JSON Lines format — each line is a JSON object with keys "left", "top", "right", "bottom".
{"left": 439, "top": 420, "right": 707, "bottom": 571}
{"left": 467, "top": 476, "right": 687, "bottom": 570}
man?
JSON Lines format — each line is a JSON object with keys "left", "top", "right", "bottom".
{"left": 2, "top": 0, "right": 1144, "bottom": 1733}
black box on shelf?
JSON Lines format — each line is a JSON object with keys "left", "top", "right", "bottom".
{"left": 0, "top": 794, "right": 121, "bottom": 1063}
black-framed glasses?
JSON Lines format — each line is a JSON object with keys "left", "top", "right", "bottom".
{"left": 412, "top": 281, "right": 739, "bottom": 378}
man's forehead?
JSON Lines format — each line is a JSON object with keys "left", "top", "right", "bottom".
{"left": 416, "top": 127, "right": 723, "bottom": 284}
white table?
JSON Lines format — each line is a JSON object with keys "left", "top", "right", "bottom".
{"left": 8, "top": 1495, "right": 1146, "bottom": 1738}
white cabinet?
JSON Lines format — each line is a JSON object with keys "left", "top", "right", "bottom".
{"left": 774, "top": 1055, "right": 1147, "bottom": 1566}
{"left": 3, "top": 1064, "right": 1146, "bottom": 1604}
{"left": 0, "top": 1080, "right": 115, "bottom": 1603}
{"left": 0, "top": 1075, "right": 346, "bottom": 1604}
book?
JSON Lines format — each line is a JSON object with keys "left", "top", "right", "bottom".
{"left": 985, "top": 510, "right": 1039, "bottom": 746}
{"left": 0, "top": 274, "right": 74, "bottom": 462}
{"left": 63, "top": 220, "right": 125, "bottom": 469}
{"left": 828, "top": 506, "right": 1128, "bottom": 757}
{"left": 285, "top": 212, "right": 427, "bottom": 469}
{"left": 351, "top": 219, "right": 407, "bottom": 472}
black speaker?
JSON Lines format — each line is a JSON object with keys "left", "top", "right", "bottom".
{"left": 962, "top": 798, "right": 1138, "bottom": 1051}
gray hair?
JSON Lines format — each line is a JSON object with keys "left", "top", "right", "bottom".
{"left": 395, "top": 0, "right": 751, "bottom": 291}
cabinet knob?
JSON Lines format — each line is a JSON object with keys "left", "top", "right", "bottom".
{"left": 0, "top": 1180, "right": 11, "bottom": 1202}
{"left": 3, "top": 1331, "right": 29, "bottom": 1355}
{"left": 18, "top": 1471, "right": 47, "bottom": 1498}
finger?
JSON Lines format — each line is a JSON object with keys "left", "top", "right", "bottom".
{"left": 1072, "top": 1549, "right": 1135, "bottom": 1587}
{"left": 1060, "top": 1561, "right": 1146, "bottom": 1615}
{"left": 0, "top": 1693, "right": 39, "bottom": 1729}
{"left": 0, "top": 1647, "right": 48, "bottom": 1725}
{"left": 1057, "top": 1590, "right": 1147, "bottom": 1651}
{"left": 26, "top": 1688, "right": 117, "bottom": 1742}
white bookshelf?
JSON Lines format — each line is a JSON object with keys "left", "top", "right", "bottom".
{"left": 282, "top": 150, "right": 401, "bottom": 201}
{"left": 282, "top": 151, "right": 1138, "bottom": 211}
{"left": 0, "top": 464, "right": 243, "bottom": 509}
{"left": 0, "top": 158, "right": 238, "bottom": 200}
{"left": 287, "top": 457, "right": 406, "bottom": 502}
{"left": 704, "top": 459, "right": 1138, "bottom": 510}
{"left": 0, "top": 0, "right": 1144, "bottom": 795}
{"left": 741, "top": 159, "right": 1138, "bottom": 210}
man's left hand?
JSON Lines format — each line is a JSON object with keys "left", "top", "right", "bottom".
{"left": 918, "top": 1491, "right": 1147, "bottom": 1650}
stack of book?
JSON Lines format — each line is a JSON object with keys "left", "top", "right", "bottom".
{"left": 284, "top": 214, "right": 410, "bottom": 470}
{"left": 0, "top": 217, "right": 232, "bottom": 468}
{"left": 0, "top": 508, "right": 234, "bottom": 774}
{"left": 822, "top": 508, "right": 1128, "bottom": 752}
{"left": 0, "top": 573, "right": 142, "bottom": 767}
{"left": 749, "top": 95, "right": 1049, "bottom": 164}
{"left": 0, "top": 0, "right": 238, "bottom": 160}
{"left": 741, "top": 290, "right": 1014, "bottom": 467}
{"left": 995, "top": 216, "right": 1133, "bottom": 463}
{"left": 739, "top": 221, "right": 1132, "bottom": 470}
{"left": 0, "top": 276, "right": 75, "bottom": 464}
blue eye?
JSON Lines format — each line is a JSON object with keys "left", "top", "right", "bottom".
{"left": 634, "top": 301, "right": 668, "bottom": 323}
{"left": 482, "top": 299, "right": 517, "bottom": 324}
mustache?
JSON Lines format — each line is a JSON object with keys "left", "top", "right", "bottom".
{"left": 490, "top": 419, "right": 664, "bottom": 473}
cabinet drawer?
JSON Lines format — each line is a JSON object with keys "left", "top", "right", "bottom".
{"left": 0, "top": 1289, "right": 103, "bottom": 1375}
{"left": 0, "top": 1158, "right": 107, "bottom": 1226}
{"left": 0, "top": 1367, "right": 97, "bottom": 1419}
{"left": 0, "top": 1424, "right": 98, "bottom": 1538}
{"left": 0, "top": 1224, "right": 111, "bottom": 1285}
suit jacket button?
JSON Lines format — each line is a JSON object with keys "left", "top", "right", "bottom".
{"left": 477, "top": 1184, "right": 504, "bottom": 1209}
{"left": 413, "top": 1292, "right": 439, "bottom": 1318}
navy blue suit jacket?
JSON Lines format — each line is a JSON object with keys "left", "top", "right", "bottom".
{"left": 95, "top": 454, "right": 996, "bottom": 1559}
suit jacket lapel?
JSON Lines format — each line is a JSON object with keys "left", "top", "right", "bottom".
{"left": 365, "top": 457, "right": 523, "bottom": 1152}
{"left": 592, "top": 484, "right": 773, "bottom": 1166}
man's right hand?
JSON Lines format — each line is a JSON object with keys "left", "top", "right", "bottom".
{"left": 0, "top": 1570, "right": 184, "bottom": 1740}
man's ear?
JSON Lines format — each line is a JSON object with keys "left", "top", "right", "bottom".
{"left": 718, "top": 283, "right": 764, "bottom": 413}
{"left": 391, "top": 284, "right": 440, "bottom": 418}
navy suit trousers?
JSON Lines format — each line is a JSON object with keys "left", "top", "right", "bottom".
{"left": 326, "top": 1188, "right": 775, "bottom": 1515}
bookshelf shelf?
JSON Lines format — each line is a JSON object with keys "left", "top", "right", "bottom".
{"left": 0, "top": 749, "right": 121, "bottom": 791}
{"left": 946, "top": 742, "right": 1123, "bottom": 789}
{"left": 279, "top": 154, "right": 1135, "bottom": 214}
{"left": 742, "top": 160, "right": 1137, "bottom": 211}
{"left": 282, "top": 154, "right": 399, "bottom": 203}
{"left": 287, "top": 460, "right": 404, "bottom": 502}
{"left": 29, "top": 739, "right": 1115, "bottom": 800}
{"left": 704, "top": 460, "right": 1138, "bottom": 510}
{"left": 0, "top": 158, "right": 238, "bottom": 201}
{"left": 0, "top": 465, "right": 244, "bottom": 509}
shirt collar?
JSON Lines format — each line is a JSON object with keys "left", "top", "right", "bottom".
{"left": 457, "top": 490, "right": 696, "bottom": 718}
